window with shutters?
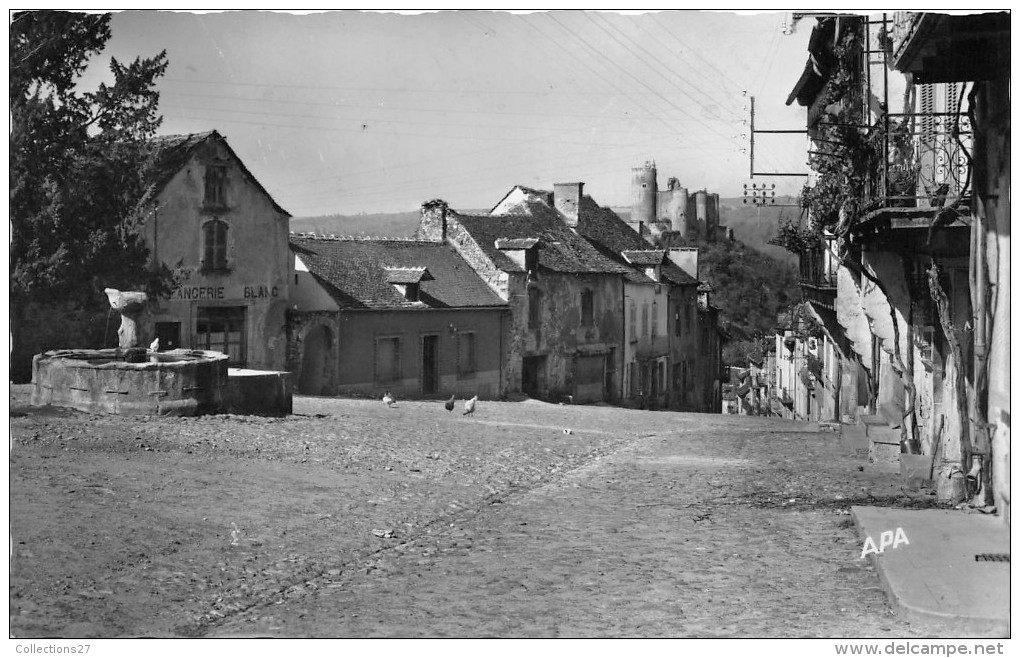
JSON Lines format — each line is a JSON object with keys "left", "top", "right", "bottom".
{"left": 202, "top": 219, "right": 229, "bottom": 271}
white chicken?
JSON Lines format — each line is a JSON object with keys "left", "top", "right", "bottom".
{"left": 149, "top": 337, "right": 160, "bottom": 352}
{"left": 463, "top": 395, "right": 477, "bottom": 416}
{"left": 383, "top": 391, "right": 396, "bottom": 407}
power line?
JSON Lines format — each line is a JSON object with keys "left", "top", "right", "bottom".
{"left": 551, "top": 13, "right": 743, "bottom": 149}
{"left": 586, "top": 12, "right": 743, "bottom": 124}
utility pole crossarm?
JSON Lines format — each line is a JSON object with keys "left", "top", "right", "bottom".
{"left": 748, "top": 95, "right": 811, "bottom": 178}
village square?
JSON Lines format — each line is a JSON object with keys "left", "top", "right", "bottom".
{"left": 8, "top": 9, "right": 1010, "bottom": 648}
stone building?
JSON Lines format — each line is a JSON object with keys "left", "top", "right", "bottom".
{"left": 141, "top": 130, "right": 291, "bottom": 370}
{"left": 573, "top": 194, "right": 716, "bottom": 411}
{"left": 783, "top": 12, "right": 1009, "bottom": 516}
{"left": 416, "top": 186, "right": 631, "bottom": 403}
{"left": 287, "top": 236, "right": 508, "bottom": 399}
{"left": 410, "top": 181, "right": 723, "bottom": 411}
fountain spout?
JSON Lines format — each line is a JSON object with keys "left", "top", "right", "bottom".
{"left": 104, "top": 288, "right": 150, "bottom": 351}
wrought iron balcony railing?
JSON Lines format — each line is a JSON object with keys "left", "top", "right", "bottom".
{"left": 864, "top": 108, "right": 973, "bottom": 212}
{"left": 798, "top": 249, "right": 836, "bottom": 288}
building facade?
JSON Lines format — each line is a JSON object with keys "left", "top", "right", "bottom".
{"left": 783, "top": 12, "right": 1009, "bottom": 518}
{"left": 142, "top": 131, "right": 291, "bottom": 371}
{"left": 416, "top": 186, "right": 631, "bottom": 403}
{"left": 287, "top": 236, "right": 508, "bottom": 399}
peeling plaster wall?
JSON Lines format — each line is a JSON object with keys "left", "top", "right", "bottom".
{"left": 622, "top": 281, "right": 670, "bottom": 404}
{"left": 974, "top": 76, "right": 1010, "bottom": 522}
{"left": 515, "top": 272, "right": 624, "bottom": 403}
{"left": 836, "top": 265, "right": 873, "bottom": 367}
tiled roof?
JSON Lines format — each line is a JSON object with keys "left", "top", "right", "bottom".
{"left": 143, "top": 130, "right": 290, "bottom": 216}
{"left": 573, "top": 195, "right": 700, "bottom": 287}
{"left": 455, "top": 204, "right": 631, "bottom": 275}
{"left": 621, "top": 249, "right": 666, "bottom": 266}
{"left": 290, "top": 235, "right": 506, "bottom": 309}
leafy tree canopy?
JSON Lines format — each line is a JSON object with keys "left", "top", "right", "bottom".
{"left": 656, "top": 232, "right": 801, "bottom": 368}
{"left": 10, "top": 11, "right": 172, "bottom": 306}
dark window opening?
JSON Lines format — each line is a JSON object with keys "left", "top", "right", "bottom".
{"left": 458, "top": 332, "right": 477, "bottom": 377}
{"left": 528, "top": 288, "right": 542, "bottom": 328}
{"left": 204, "top": 164, "right": 228, "bottom": 209}
{"left": 581, "top": 289, "right": 594, "bottom": 326}
{"left": 154, "top": 322, "right": 181, "bottom": 352}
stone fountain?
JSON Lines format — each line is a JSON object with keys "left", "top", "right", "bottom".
{"left": 31, "top": 288, "right": 229, "bottom": 416}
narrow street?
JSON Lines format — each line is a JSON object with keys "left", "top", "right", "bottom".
{"left": 11, "top": 389, "right": 947, "bottom": 638}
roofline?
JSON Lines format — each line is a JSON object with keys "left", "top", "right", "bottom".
{"left": 154, "top": 130, "right": 291, "bottom": 218}
{"left": 337, "top": 305, "right": 510, "bottom": 312}
{"left": 488, "top": 184, "right": 525, "bottom": 214}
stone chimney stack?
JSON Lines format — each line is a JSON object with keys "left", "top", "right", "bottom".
{"left": 553, "top": 182, "right": 584, "bottom": 229}
{"left": 417, "top": 199, "right": 449, "bottom": 242}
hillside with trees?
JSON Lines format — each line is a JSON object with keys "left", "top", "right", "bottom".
{"left": 655, "top": 233, "right": 800, "bottom": 367}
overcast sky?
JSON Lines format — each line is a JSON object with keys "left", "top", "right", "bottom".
{"left": 82, "top": 9, "right": 818, "bottom": 217}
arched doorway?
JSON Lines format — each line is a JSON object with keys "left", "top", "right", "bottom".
{"left": 299, "top": 324, "right": 334, "bottom": 395}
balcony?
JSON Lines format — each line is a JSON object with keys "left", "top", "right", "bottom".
{"left": 864, "top": 109, "right": 972, "bottom": 212}
{"left": 798, "top": 248, "right": 836, "bottom": 310}
{"left": 890, "top": 11, "right": 1009, "bottom": 84}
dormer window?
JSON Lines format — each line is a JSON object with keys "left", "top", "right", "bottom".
{"left": 204, "top": 163, "right": 228, "bottom": 209}
{"left": 495, "top": 237, "right": 542, "bottom": 278}
{"left": 622, "top": 249, "right": 665, "bottom": 282}
{"left": 384, "top": 266, "right": 433, "bottom": 303}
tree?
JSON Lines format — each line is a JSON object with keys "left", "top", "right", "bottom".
{"left": 10, "top": 11, "right": 170, "bottom": 304}
{"left": 10, "top": 11, "right": 172, "bottom": 380}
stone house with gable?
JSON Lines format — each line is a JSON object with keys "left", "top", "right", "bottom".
{"left": 415, "top": 184, "right": 630, "bottom": 403}
{"left": 507, "top": 184, "right": 713, "bottom": 411}
{"left": 141, "top": 130, "right": 292, "bottom": 371}
{"left": 287, "top": 235, "right": 508, "bottom": 399}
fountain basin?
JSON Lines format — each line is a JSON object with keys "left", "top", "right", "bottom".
{"left": 31, "top": 349, "right": 229, "bottom": 416}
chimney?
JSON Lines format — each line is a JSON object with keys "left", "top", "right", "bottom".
{"left": 553, "top": 182, "right": 584, "bottom": 229}
{"left": 417, "top": 199, "right": 448, "bottom": 242}
{"left": 667, "top": 247, "right": 699, "bottom": 280}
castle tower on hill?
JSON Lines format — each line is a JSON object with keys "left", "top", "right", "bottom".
{"left": 628, "top": 161, "right": 728, "bottom": 242}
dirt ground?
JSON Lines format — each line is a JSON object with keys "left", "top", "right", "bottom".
{"left": 9, "top": 385, "right": 952, "bottom": 638}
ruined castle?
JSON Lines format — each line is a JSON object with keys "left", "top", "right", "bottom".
{"left": 627, "top": 161, "right": 732, "bottom": 242}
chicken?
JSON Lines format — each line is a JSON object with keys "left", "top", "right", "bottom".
{"left": 463, "top": 395, "right": 477, "bottom": 416}
{"left": 149, "top": 337, "right": 160, "bottom": 352}
{"left": 383, "top": 391, "right": 396, "bottom": 407}
{"left": 445, "top": 394, "right": 456, "bottom": 412}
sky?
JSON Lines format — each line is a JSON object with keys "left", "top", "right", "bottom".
{"left": 81, "top": 9, "right": 819, "bottom": 218}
